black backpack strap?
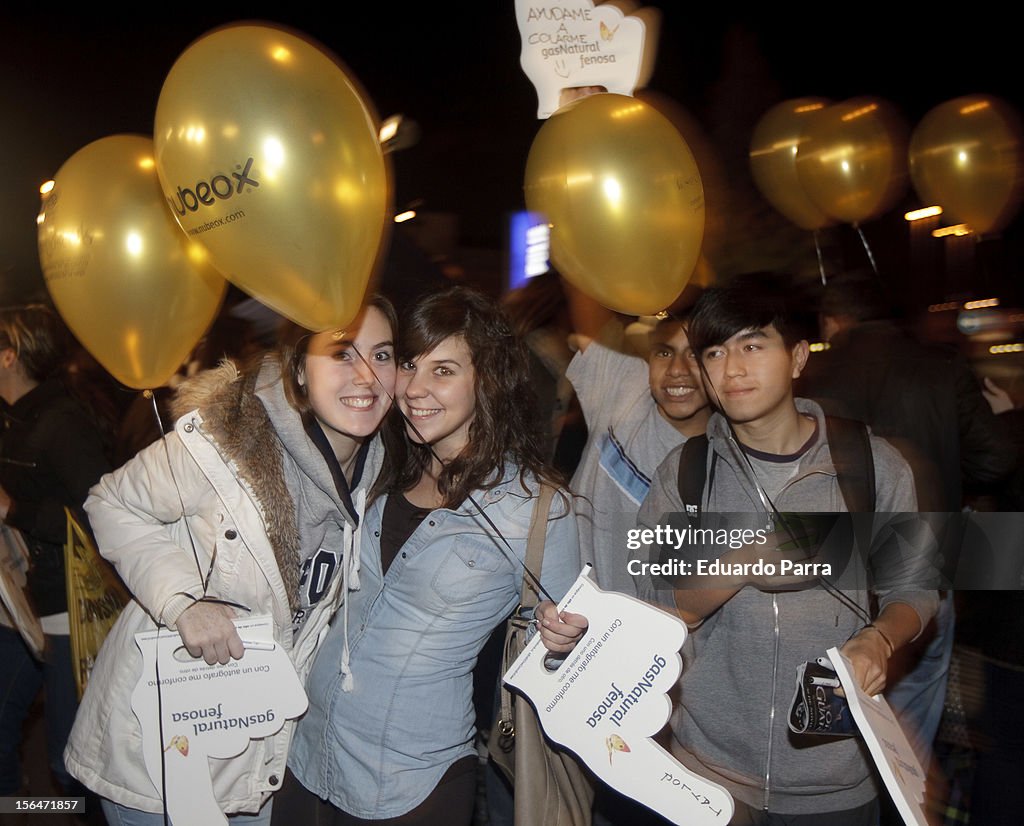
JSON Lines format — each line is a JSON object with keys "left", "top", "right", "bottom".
{"left": 676, "top": 434, "right": 710, "bottom": 521}
{"left": 824, "top": 415, "right": 876, "bottom": 512}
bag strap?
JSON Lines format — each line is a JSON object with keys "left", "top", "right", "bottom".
{"left": 824, "top": 415, "right": 876, "bottom": 512}
{"left": 676, "top": 434, "right": 709, "bottom": 521}
{"left": 520, "top": 482, "right": 556, "bottom": 610}
{"left": 494, "top": 482, "right": 557, "bottom": 740}
{"left": 678, "top": 421, "right": 875, "bottom": 514}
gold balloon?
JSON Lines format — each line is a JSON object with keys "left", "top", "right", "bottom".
{"left": 795, "top": 97, "right": 909, "bottom": 225}
{"left": 910, "top": 94, "right": 1024, "bottom": 235}
{"left": 37, "top": 135, "right": 227, "bottom": 390}
{"left": 524, "top": 93, "right": 704, "bottom": 315}
{"left": 750, "top": 98, "right": 836, "bottom": 230}
{"left": 154, "top": 23, "right": 391, "bottom": 331}
{"left": 639, "top": 90, "right": 727, "bottom": 269}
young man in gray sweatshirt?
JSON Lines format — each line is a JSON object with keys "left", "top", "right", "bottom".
{"left": 635, "top": 280, "right": 939, "bottom": 824}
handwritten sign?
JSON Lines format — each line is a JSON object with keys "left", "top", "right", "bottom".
{"left": 504, "top": 567, "right": 734, "bottom": 824}
{"left": 515, "top": 0, "right": 648, "bottom": 118}
{"left": 131, "top": 615, "right": 307, "bottom": 825}
{"left": 827, "top": 647, "right": 929, "bottom": 826}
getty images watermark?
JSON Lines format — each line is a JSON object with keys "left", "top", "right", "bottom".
{"left": 617, "top": 511, "right": 1024, "bottom": 591}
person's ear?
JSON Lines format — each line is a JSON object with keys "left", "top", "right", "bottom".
{"left": 791, "top": 340, "right": 810, "bottom": 379}
{"left": 0, "top": 348, "right": 17, "bottom": 370}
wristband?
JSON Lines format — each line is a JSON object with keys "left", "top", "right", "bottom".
{"left": 863, "top": 623, "right": 895, "bottom": 658}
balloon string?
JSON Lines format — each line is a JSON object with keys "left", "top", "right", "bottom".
{"left": 146, "top": 389, "right": 197, "bottom": 826}
{"left": 349, "top": 345, "right": 556, "bottom": 604}
{"left": 814, "top": 230, "right": 827, "bottom": 285}
{"left": 146, "top": 386, "right": 251, "bottom": 824}
{"left": 154, "top": 629, "right": 171, "bottom": 826}
{"left": 148, "top": 391, "right": 212, "bottom": 591}
{"left": 854, "top": 224, "right": 879, "bottom": 274}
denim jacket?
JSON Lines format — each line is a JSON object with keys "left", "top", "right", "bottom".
{"left": 288, "top": 468, "right": 581, "bottom": 818}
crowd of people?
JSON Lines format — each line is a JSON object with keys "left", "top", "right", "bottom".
{"left": 1, "top": 264, "right": 1020, "bottom": 826}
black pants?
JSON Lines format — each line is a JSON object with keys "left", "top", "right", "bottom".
{"left": 272, "top": 758, "right": 477, "bottom": 826}
{"left": 728, "top": 797, "right": 879, "bottom": 826}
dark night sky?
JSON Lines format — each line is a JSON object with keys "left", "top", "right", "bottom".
{"left": 3, "top": 5, "right": 1022, "bottom": 304}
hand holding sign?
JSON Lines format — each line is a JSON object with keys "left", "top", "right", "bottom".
{"left": 515, "top": 0, "right": 653, "bottom": 119}
{"left": 175, "top": 600, "right": 245, "bottom": 665}
{"left": 131, "top": 616, "right": 307, "bottom": 825}
{"left": 505, "top": 568, "right": 733, "bottom": 825}
{"left": 827, "top": 647, "right": 929, "bottom": 826}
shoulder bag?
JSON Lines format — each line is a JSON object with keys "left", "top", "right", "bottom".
{"left": 487, "top": 482, "right": 595, "bottom": 826}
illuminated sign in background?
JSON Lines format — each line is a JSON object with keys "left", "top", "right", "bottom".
{"left": 507, "top": 210, "right": 550, "bottom": 291}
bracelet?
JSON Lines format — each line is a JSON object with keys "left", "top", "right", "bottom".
{"left": 863, "top": 623, "right": 895, "bottom": 658}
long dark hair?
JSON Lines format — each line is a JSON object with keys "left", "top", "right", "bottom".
{"left": 375, "top": 286, "right": 563, "bottom": 507}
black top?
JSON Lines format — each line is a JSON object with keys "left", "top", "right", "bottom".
{"left": 0, "top": 379, "right": 111, "bottom": 616}
{"left": 799, "top": 319, "right": 1014, "bottom": 510}
{"left": 379, "top": 493, "right": 431, "bottom": 576}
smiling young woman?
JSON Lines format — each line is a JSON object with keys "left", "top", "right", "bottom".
{"left": 64, "top": 296, "right": 398, "bottom": 826}
{"left": 283, "top": 286, "right": 585, "bottom": 826}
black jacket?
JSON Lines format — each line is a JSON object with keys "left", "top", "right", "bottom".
{"left": 798, "top": 320, "right": 1015, "bottom": 512}
{"left": 0, "top": 379, "right": 111, "bottom": 617}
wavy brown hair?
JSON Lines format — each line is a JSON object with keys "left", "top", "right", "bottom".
{"left": 374, "top": 286, "right": 563, "bottom": 507}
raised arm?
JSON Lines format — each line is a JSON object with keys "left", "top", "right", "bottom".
{"left": 562, "top": 277, "right": 617, "bottom": 353}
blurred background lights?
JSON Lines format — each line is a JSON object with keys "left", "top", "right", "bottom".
{"left": 905, "top": 206, "right": 943, "bottom": 221}
{"left": 378, "top": 114, "right": 420, "bottom": 153}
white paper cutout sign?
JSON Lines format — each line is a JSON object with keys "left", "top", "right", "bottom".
{"left": 827, "top": 647, "right": 929, "bottom": 826}
{"left": 504, "top": 567, "right": 734, "bottom": 824}
{"left": 515, "top": 0, "right": 647, "bottom": 118}
{"left": 132, "top": 615, "right": 307, "bottom": 825}
{"left": 0, "top": 524, "right": 44, "bottom": 658}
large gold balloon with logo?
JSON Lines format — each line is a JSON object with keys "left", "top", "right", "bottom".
{"left": 154, "top": 23, "right": 390, "bottom": 331}
{"left": 37, "top": 135, "right": 226, "bottom": 390}
{"left": 524, "top": 93, "right": 704, "bottom": 315}
{"left": 910, "top": 94, "right": 1024, "bottom": 235}
{"left": 750, "top": 98, "right": 835, "bottom": 230}
{"left": 795, "top": 97, "right": 909, "bottom": 225}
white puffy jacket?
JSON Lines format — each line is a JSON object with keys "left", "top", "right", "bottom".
{"left": 64, "top": 361, "right": 382, "bottom": 815}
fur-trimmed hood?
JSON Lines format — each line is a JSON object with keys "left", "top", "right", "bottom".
{"left": 170, "top": 359, "right": 301, "bottom": 608}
